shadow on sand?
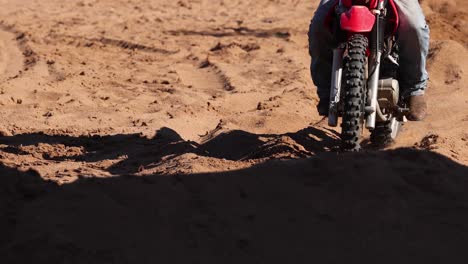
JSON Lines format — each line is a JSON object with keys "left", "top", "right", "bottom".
{"left": 1, "top": 128, "right": 468, "bottom": 263}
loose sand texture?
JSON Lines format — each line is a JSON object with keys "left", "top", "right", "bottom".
{"left": 0, "top": 0, "right": 467, "bottom": 263}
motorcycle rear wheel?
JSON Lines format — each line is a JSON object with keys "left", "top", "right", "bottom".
{"left": 341, "top": 34, "right": 368, "bottom": 152}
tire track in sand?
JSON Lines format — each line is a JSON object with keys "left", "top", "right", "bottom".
{"left": 0, "top": 29, "right": 24, "bottom": 81}
{"left": 0, "top": 22, "right": 36, "bottom": 83}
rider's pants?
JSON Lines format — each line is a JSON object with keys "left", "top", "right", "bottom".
{"left": 308, "top": 0, "right": 430, "bottom": 100}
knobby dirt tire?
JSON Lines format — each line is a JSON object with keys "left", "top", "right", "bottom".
{"left": 341, "top": 34, "right": 368, "bottom": 152}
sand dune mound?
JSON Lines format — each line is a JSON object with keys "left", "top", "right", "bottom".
{"left": 423, "top": 0, "right": 468, "bottom": 45}
{"left": 427, "top": 40, "right": 466, "bottom": 86}
{"left": 1, "top": 149, "right": 468, "bottom": 263}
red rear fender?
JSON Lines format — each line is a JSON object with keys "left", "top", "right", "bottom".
{"left": 340, "top": 6, "right": 375, "bottom": 33}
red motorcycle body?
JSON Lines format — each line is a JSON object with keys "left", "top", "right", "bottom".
{"left": 340, "top": 6, "right": 376, "bottom": 32}
{"left": 328, "top": 0, "right": 400, "bottom": 35}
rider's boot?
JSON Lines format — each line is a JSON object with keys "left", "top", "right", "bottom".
{"left": 407, "top": 94, "right": 427, "bottom": 121}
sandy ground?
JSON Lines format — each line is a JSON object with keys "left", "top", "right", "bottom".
{"left": 0, "top": 0, "right": 467, "bottom": 262}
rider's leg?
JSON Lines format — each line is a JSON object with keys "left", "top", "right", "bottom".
{"left": 393, "top": 0, "right": 430, "bottom": 120}
{"left": 308, "top": 0, "right": 336, "bottom": 115}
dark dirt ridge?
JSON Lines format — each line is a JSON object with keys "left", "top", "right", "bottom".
{"left": 1, "top": 148, "right": 467, "bottom": 264}
{"left": 0, "top": 126, "right": 339, "bottom": 177}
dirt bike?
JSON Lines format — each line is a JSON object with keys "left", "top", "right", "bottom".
{"left": 326, "top": 0, "right": 409, "bottom": 151}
